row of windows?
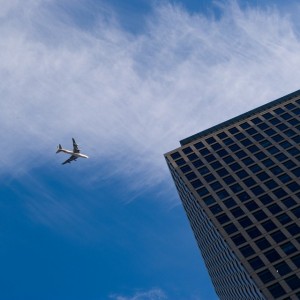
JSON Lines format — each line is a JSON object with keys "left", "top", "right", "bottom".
{"left": 267, "top": 273, "right": 300, "bottom": 298}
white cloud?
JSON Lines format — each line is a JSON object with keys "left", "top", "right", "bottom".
{"left": 110, "top": 288, "right": 167, "bottom": 300}
{"left": 1, "top": 0, "right": 300, "bottom": 185}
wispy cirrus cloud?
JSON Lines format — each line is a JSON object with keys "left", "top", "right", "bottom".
{"left": 1, "top": 0, "right": 300, "bottom": 185}
{"left": 110, "top": 288, "right": 167, "bottom": 300}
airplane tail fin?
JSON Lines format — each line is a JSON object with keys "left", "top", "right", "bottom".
{"left": 56, "top": 144, "right": 63, "bottom": 153}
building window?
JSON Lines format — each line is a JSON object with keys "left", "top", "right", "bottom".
{"left": 262, "top": 220, "right": 277, "bottom": 231}
{"left": 210, "top": 161, "right": 222, "bottom": 169}
{"left": 255, "top": 237, "right": 271, "bottom": 250}
{"left": 258, "top": 269, "right": 275, "bottom": 284}
{"left": 209, "top": 204, "right": 222, "bottom": 214}
{"left": 171, "top": 152, "right": 181, "bottom": 159}
{"left": 231, "top": 233, "right": 246, "bottom": 246}
{"left": 285, "top": 275, "right": 300, "bottom": 290}
{"left": 194, "top": 141, "right": 205, "bottom": 149}
{"left": 245, "top": 201, "right": 259, "bottom": 211}
{"left": 203, "top": 174, "right": 216, "bottom": 183}
{"left": 223, "top": 198, "right": 237, "bottom": 208}
{"left": 253, "top": 210, "right": 268, "bottom": 221}
{"left": 243, "top": 177, "right": 257, "bottom": 187}
{"left": 230, "top": 207, "right": 244, "bottom": 218}
{"left": 191, "top": 179, "right": 203, "bottom": 189}
{"left": 264, "top": 249, "right": 281, "bottom": 263}
{"left": 280, "top": 241, "right": 297, "bottom": 255}
{"left": 236, "top": 191, "right": 251, "bottom": 202}
{"left": 285, "top": 224, "right": 300, "bottom": 235}
{"left": 197, "top": 187, "right": 209, "bottom": 197}
{"left": 270, "top": 230, "right": 287, "bottom": 243}
{"left": 267, "top": 283, "right": 286, "bottom": 298}
{"left": 258, "top": 194, "right": 273, "bottom": 205}
{"left": 216, "top": 213, "right": 230, "bottom": 224}
{"left": 256, "top": 171, "right": 270, "bottom": 181}
{"left": 187, "top": 153, "right": 198, "bottom": 161}
{"left": 267, "top": 203, "right": 282, "bottom": 214}
{"left": 291, "top": 254, "right": 300, "bottom": 267}
{"left": 246, "top": 227, "right": 262, "bottom": 239}
{"left": 288, "top": 182, "right": 300, "bottom": 193}
{"left": 248, "top": 256, "right": 265, "bottom": 270}
{"left": 182, "top": 147, "right": 193, "bottom": 154}
{"left": 223, "top": 175, "right": 235, "bottom": 185}
{"left": 186, "top": 172, "right": 197, "bottom": 180}
{"left": 239, "top": 244, "right": 255, "bottom": 257}
{"left": 282, "top": 197, "right": 296, "bottom": 208}
{"left": 276, "top": 213, "right": 292, "bottom": 225}
{"left": 236, "top": 170, "right": 249, "bottom": 179}
{"left": 180, "top": 165, "right": 192, "bottom": 173}
{"left": 278, "top": 173, "right": 291, "bottom": 183}
{"left": 216, "top": 189, "right": 229, "bottom": 200}
{"left": 251, "top": 186, "right": 265, "bottom": 196}
{"left": 274, "top": 261, "right": 292, "bottom": 276}
{"left": 224, "top": 223, "right": 238, "bottom": 235}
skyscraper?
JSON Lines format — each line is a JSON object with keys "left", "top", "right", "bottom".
{"left": 165, "top": 90, "right": 300, "bottom": 300}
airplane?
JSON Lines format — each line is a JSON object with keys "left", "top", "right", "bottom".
{"left": 56, "top": 138, "right": 89, "bottom": 165}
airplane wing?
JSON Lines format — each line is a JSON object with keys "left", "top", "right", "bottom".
{"left": 62, "top": 155, "right": 77, "bottom": 165}
{"left": 72, "top": 138, "right": 80, "bottom": 153}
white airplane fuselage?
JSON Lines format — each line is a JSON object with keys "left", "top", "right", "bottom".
{"left": 60, "top": 148, "right": 88, "bottom": 159}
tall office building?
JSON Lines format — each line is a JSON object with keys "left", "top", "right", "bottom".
{"left": 165, "top": 91, "right": 300, "bottom": 299}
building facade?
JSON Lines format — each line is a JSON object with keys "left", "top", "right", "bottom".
{"left": 165, "top": 91, "right": 300, "bottom": 299}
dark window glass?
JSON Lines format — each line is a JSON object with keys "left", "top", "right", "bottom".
{"left": 263, "top": 112, "right": 273, "bottom": 119}
{"left": 253, "top": 210, "right": 268, "bottom": 221}
{"left": 216, "top": 213, "right": 230, "bottom": 224}
{"left": 205, "top": 137, "right": 216, "bottom": 144}
{"left": 231, "top": 233, "right": 246, "bottom": 246}
{"left": 261, "top": 158, "right": 275, "bottom": 167}
{"left": 198, "top": 166, "right": 210, "bottom": 175}
{"left": 171, "top": 152, "right": 181, "bottom": 159}
{"left": 235, "top": 133, "right": 246, "bottom": 140}
{"left": 255, "top": 237, "right": 271, "bottom": 250}
{"left": 269, "top": 118, "right": 281, "bottom": 125}
{"left": 246, "top": 227, "right": 262, "bottom": 239}
{"left": 211, "top": 143, "right": 222, "bottom": 151}
{"left": 258, "top": 269, "right": 275, "bottom": 284}
{"left": 286, "top": 224, "right": 300, "bottom": 235}
{"left": 280, "top": 140, "right": 292, "bottom": 149}
{"left": 248, "top": 256, "right": 265, "bottom": 270}
{"left": 267, "top": 283, "right": 286, "bottom": 298}
{"left": 238, "top": 216, "right": 253, "bottom": 228}
{"left": 217, "top": 132, "right": 227, "bottom": 139}
{"left": 254, "top": 151, "right": 267, "bottom": 160}
{"left": 281, "top": 241, "right": 297, "bottom": 255}
{"left": 236, "top": 170, "right": 249, "bottom": 179}
{"left": 257, "top": 122, "right": 269, "bottom": 130}
{"left": 229, "top": 144, "right": 240, "bottom": 152}
{"left": 224, "top": 223, "right": 238, "bottom": 234}
{"left": 180, "top": 165, "right": 192, "bottom": 173}
{"left": 229, "top": 162, "right": 242, "bottom": 171}
{"left": 230, "top": 183, "right": 243, "bottom": 193}
{"left": 285, "top": 103, "right": 296, "bottom": 110}
{"left": 237, "top": 191, "right": 251, "bottom": 202}
{"left": 245, "top": 200, "right": 259, "bottom": 211}
{"left": 240, "top": 139, "right": 252, "bottom": 147}
{"left": 197, "top": 187, "right": 209, "bottom": 197}
{"left": 274, "top": 261, "right": 292, "bottom": 276}
{"left": 283, "top": 160, "right": 297, "bottom": 169}
{"left": 223, "top": 155, "right": 234, "bottom": 164}
{"left": 235, "top": 150, "right": 247, "bottom": 159}
{"left": 216, "top": 168, "right": 229, "bottom": 177}
{"left": 292, "top": 107, "right": 300, "bottom": 114}
{"left": 282, "top": 196, "right": 296, "bottom": 208}
{"left": 194, "top": 141, "right": 204, "bottom": 149}
{"left": 223, "top": 198, "right": 237, "bottom": 208}
{"left": 264, "top": 249, "right": 281, "bottom": 262}
{"left": 288, "top": 182, "right": 300, "bottom": 193}
{"left": 223, "top": 137, "right": 234, "bottom": 145}
{"left": 223, "top": 175, "right": 235, "bottom": 185}
{"left": 210, "top": 181, "right": 222, "bottom": 190}
{"left": 231, "top": 207, "right": 244, "bottom": 218}
{"left": 182, "top": 147, "right": 193, "bottom": 154}
{"left": 217, "top": 149, "right": 228, "bottom": 157}
{"left": 262, "top": 220, "right": 276, "bottom": 231}
{"left": 192, "top": 159, "right": 204, "bottom": 168}
{"left": 242, "top": 157, "right": 254, "bottom": 166}
{"left": 228, "top": 127, "right": 239, "bottom": 134}
{"left": 240, "top": 122, "right": 250, "bottom": 129}
{"left": 204, "top": 174, "right": 216, "bottom": 183}
{"left": 251, "top": 117, "right": 262, "bottom": 124}
{"left": 249, "top": 164, "right": 262, "bottom": 173}
{"left": 251, "top": 186, "right": 265, "bottom": 196}
{"left": 209, "top": 204, "right": 222, "bottom": 214}
{"left": 292, "top": 135, "right": 300, "bottom": 143}
{"left": 292, "top": 167, "right": 300, "bottom": 176}
{"left": 267, "top": 203, "right": 282, "bottom": 214}
{"left": 271, "top": 134, "right": 284, "bottom": 142}
{"left": 216, "top": 189, "right": 229, "bottom": 199}
{"left": 274, "top": 152, "right": 288, "bottom": 162}
{"left": 210, "top": 161, "right": 222, "bottom": 169}
{"left": 271, "top": 231, "right": 287, "bottom": 243}
{"left": 256, "top": 171, "right": 270, "bottom": 181}
{"left": 191, "top": 179, "right": 203, "bottom": 189}
{"left": 278, "top": 173, "right": 291, "bottom": 183}
{"left": 252, "top": 133, "right": 264, "bottom": 141}
{"left": 176, "top": 158, "right": 186, "bottom": 166}
{"left": 203, "top": 195, "right": 215, "bottom": 206}
{"left": 284, "top": 128, "right": 296, "bottom": 137}
{"left": 186, "top": 172, "right": 196, "bottom": 180}
{"left": 258, "top": 194, "right": 273, "bottom": 205}
{"left": 187, "top": 153, "right": 198, "bottom": 161}
{"left": 270, "top": 166, "right": 283, "bottom": 175}
{"left": 260, "top": 139, "right": 272, "bottom": 148}
{"left": 199, "top": 148, "right": 210, "bottom": 156}
{"left": 285, "top": 275, "right": 300, "bottom": 290}
{"left": 247, "top": 145, "right": 259, "bottom": 153}
{"left": 276, "top": 213, "right": 291, "bottom": 225}
{"left": 273, "top": 188, "right": 287, "bottom": 198}
{"left": 205, "top": 154, "right": 216, "bottom": 162}
{"left": 239, "top": 245, "right": 255, "bottom": 257}
{"left": 291, "top": 254, "right": 300, "bottom": 267}
{"left": 246, "top": 127, "right": 258, "bottom": 135}
{"left": 274, "top": 107, "right": 285, "bottom": 114}
{"left": 288, "top": 117, "right": 299, "bottom": 126}
{"left": 265, "top": 128, "right": 276, "bottom": 136}
{"left": 243, "top": 177, "right": 256, "bottom": 187}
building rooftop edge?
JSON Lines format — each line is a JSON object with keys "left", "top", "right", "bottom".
{"left": 179, "top": 89, "right": 300, "bottom": 146}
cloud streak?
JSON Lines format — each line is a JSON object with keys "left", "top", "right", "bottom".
{"left": 1, "top": 0, "right": 300, "bottom": 186}
{"left": 110, "top": 288, "right": 167, "bottom": 300}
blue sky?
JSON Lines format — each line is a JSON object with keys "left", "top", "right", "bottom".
{"left": 1, "top": 0, "right": 300, "bottom": 299}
